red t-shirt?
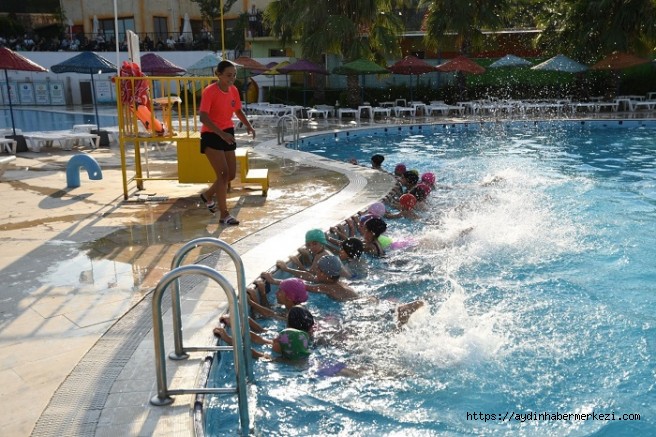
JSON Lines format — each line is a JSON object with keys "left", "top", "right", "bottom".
{"left": 199, "top": 83, "right": 242, "bottom": 132}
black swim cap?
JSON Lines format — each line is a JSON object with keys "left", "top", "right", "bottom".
{"left": 342, "top": 237, "right": 364, "bottom": 259}
{"left": 365, "top": 217, "right": 387, "bottom": 237}
{"left": 287, "top": 306, "right": 315, "bottom": 332}
{"left": 403, "top": 171, "right": 419, "bottom": 185}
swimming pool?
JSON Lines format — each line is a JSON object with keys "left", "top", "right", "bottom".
{"left": 1, "top": 108, "right": 118, "bottom": 132}
{"left": 205, "top": 120, "right": 656, "bottom": 436}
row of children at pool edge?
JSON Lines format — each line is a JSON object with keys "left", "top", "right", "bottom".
{"left": 213, "top": 154, "right": 438, "bottom": 369}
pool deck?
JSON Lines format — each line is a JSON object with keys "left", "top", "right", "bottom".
{"left": 1, "top": 109, "right": 654, "bottom": 436}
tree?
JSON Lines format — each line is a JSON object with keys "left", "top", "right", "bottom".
{"left": 419, "top": 0, "right": 508, "bottom": 54}
{"left": 190, "top": 0, "right": 237, "bottom": 50}
{"left": 263, "top": 0, "right": 406, "bottom": 105}
{"left": 536, "top": 0, "right": 656, "bottom": 62}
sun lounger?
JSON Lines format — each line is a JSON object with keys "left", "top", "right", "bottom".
{"left": 1, "top": 138, "right": 18, "bottom": 154}
{"left": 337, "top": 108, "right": 359, "bottom": 121}
{"left": 393, "top": 106, "right": 416, "bottom": 117}
{"left": 0, "top": 154, "right": 16, "bottom": 178}
{"left": 24, "top": 132, "right": 73, "bottom": 152}
{"left": 630, "top": 100, "right": 656, "bottom": 111}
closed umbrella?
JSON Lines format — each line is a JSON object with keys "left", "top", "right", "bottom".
{"left": 182, "top": 13, "right": 192, "bottom": 43}
{"left": 0, "top": 47, "right": 48, "bottom": 136}
{"left": 51, "top": 52, "right": 117, "bottom": 130}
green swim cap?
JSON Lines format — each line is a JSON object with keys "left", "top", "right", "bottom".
{"left": 305, "top": 228, "right": 327, "bottom": 245}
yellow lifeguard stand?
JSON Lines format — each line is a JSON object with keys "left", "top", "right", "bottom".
{"left": 115, "top": 75, "right": 268, "bottom": 199}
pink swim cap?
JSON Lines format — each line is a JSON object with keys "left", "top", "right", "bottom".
{"left": 279, "top": 278, "right": 308, "bottom": 304}
{"left": 367, "top": 202, "right": 386, "bottom": 218}
{"left": 421, "top": 172, "right": 436, "bottom": 185}
{"left": 416, "top": 182, "right": 432, "bottom": 194}
{"left": 394, "top": 163, "right": 407, "bottom": 176}
{"left": 399, "top": 193, "right": 417, "bottom": 210}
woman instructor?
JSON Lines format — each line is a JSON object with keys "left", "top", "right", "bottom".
{"left": 198, "top": 60, "right": 255, "bottom": 224}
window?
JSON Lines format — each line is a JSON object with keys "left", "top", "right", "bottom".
{"left": 99, "top": 17, "right": 135, "bottom": 42}
{"left": 153, "top": 16, "right": 168, "bottom": 44}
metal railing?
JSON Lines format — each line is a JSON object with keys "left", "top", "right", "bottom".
{"left": 167, "top": 237, "right": 254, "bottom": 380}
{"left": 276, "top": 114, "right": 300, "bottom": 147}
{"left": 149, "top": 237, "right": 255, "bottom": 436}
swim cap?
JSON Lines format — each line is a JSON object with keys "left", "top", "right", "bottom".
{"left": 305, "top": 228, "right": 327, "bottom": 245}
{"left": 415, "top": 182, "right": 432, "bottom": 195}
{"left": 394, "top": 163, "right": 407, "bottom": 176}
{"left": 276, "top": 328, "right": 311, "bottom": 360}
{"left": 371, "top": 154, "right": 384, "bottom": 166}
{"left": 410, "top": 185, "right": 429, "bottom": 202}
{"left": 317, "top": 255, "right": 342, "bottom": 277}
{"left": 279, "top": 278, "right": 308, "bottom": 304}
{"left": 367, "top": 202, "right": 386, "bottom": 218}
{"left": 402, "top": 171, "right": 419, "bottom": 186}
{"left": 341, "top": 237, "right": 364, "bottom": 259}
{"left": 421, "top": 172, "right": 436, "bottom": 185}
{"left": 399, "top": 193, "right": 418, "bottom": 210}
{"left": 359, "top": 213, "right": 374, "bottom": 224}
{"left": 364, "top": 217, "right": 387, "bottom": 237}
{"left": 287, "top": 305, "right": 315, "bottom": 332}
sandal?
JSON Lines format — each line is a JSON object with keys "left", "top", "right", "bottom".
{"left": 200, "top": 193, "right": 217, "bottom": 214}
{"left": 219, "top": 214, "right": 240, "bottom": 225}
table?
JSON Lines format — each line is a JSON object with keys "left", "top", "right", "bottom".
{"left": 153, "top": 96, "right": 182, "bottom": 133}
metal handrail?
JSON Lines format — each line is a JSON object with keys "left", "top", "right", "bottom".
{"left": 167, "top": 237, "right": 254, "bottom": 381}
{"left": 149, "top": 264, "right": 250, "bottom": 436}
{"left": 277, "top": 114, "right": 300, "bottom": 147}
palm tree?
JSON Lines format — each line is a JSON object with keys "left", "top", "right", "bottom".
{"left": 264, "top": 0, "right": 406, "bottom": 105}
{"left": 536, "top": 0, "right": 656, "bottom": 62}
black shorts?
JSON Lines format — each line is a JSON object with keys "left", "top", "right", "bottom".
{"left": 200, "top": 129, "right": 236, "bottom": 153}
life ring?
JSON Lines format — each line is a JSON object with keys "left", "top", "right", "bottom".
{"left": 134, "top": 105, "right": 164, "bottom": 135}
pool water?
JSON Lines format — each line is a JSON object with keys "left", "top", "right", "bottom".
{"left": 205, "top": 121, "right": 656, "bottom": 436}
{"left": 1, "top": 108, "right": 118, "bottom": 132}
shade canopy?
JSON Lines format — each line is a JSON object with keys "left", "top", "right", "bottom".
{"left": 51, "top": 51, "right": 117, "bottom": 75}
{"left": 278, "top": 59, "right": 329, "bottom": 75}
{"left": 489, "top": 54, "right": 533, "bottom": 69}
{"left": 333, "top": 58, "right": 389, "bottom": 75}
{"left": 591, "top": 52, "right": 651, "bottom": 70}
{"left": 0, "top": 47, "right": 48, "bottom": 72}
{"left": 233, "top": 56, "right": 268, "bottom": 73}
{"left": 531, "top": 54, "right": 588, "bottom": 73}
{"left": 140, "top": 53, "right": 186, "bottom": 76}
{"left": 436, "top": 55, "right": 485, "bottom": 75}
{"left": 185, "top": 54, "right": 221, "bottom": 76}
{"left": 51, "top": 52, "right": 117, "bottom": 130}
{"left": 0, "top": 47, "right": 48, "bottom": 136}
{"left": 388, "top": 55, "right": 435, "bottom": 75}
{"left": 263, "top": 60, "right": 290, "bottom": 75}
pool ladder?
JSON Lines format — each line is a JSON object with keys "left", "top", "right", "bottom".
{"left": 149, "top": 237, "right": 254, "bottom": 436}
{"left": 277, "top": 114, "right": 300, "bottom": 147}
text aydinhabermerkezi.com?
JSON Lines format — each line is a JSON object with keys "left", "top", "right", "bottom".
{"left": 466, "top": 411, "right": 641, "bottom": 423}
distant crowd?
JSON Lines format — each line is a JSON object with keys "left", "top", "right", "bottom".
{"left": 0, "top": 30, "right": 214, "bottom": 53}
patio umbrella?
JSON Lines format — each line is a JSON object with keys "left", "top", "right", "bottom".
{"left": 51, "top": 52, "right": 117, "bottom": 130}
{"left": 278, "top": 59, "right": 329, "bottom": 105}
{"left": 388, "top": 55, "right": 436, "bottom": 101}
{"left": 436, "top": 55, "right": 485, "bottom": 74}
{"left": 140, "top": 53, "right": 186, "bottom": 76}
{"left": 591, "top": 52, "right": 651, "bottom": 70}
{"left": 233, "top": 56, "right": 268, "bottom": 74}
{"left": 0, "top": 47, "right": 48, "bottom": 136}
{"left": 531, "top": 54, "right": 588, "bottom": 73}
{"left": 489, "top": 54, "right": 533, "bottom": 69}
{"left": 333, "top": 58, "right": 389, "bottom": 102}
{"left": 435, "top": 56, "right": 485, "bottom": 101}
{"left": 263, "top": 60, "right": 289, "bottom": 102}
{"left": 186, "top": 54, "right": 220, "bottom": 76}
